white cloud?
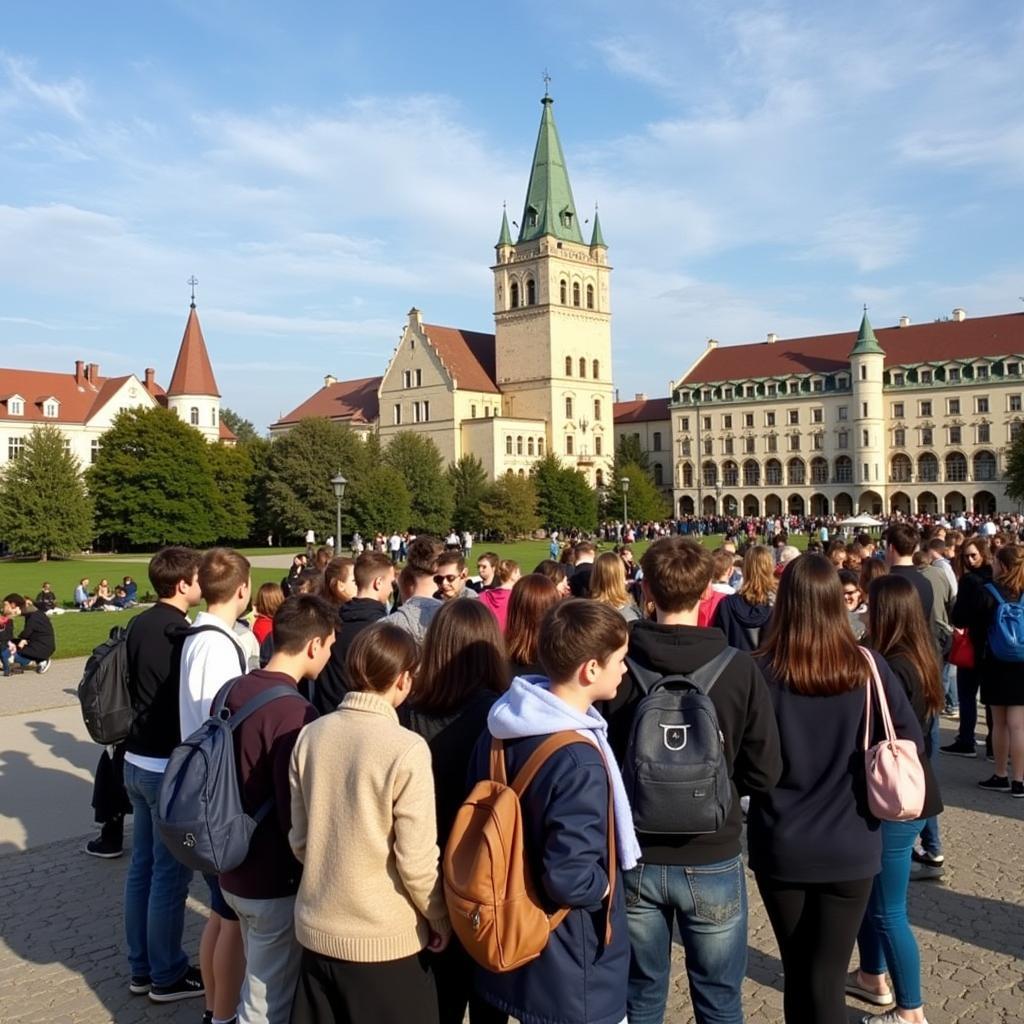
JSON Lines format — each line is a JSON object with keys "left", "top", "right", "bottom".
{"left": 1, "top": 54, "right": 86, "bottom": 121}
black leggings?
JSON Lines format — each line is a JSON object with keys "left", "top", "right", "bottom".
{"left": 756, "top": 875, "right": 873, "bottom": 1024}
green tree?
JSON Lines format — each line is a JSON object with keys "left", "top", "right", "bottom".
{"left": 616, "top": 434, "right": 649, "bottom": 471}
{"left": 1006, "top": 429, "right": 1024, "bottom": 503}
{"left": 88, "top": 407, "right": 219, "bottom": 548}
{"left": 349, "top": 462, "right": 412, "bottom": 536}
{"left": 220, "top": 407, "right": 259, "bottom": 444}
{"left": 0, "top": 425, "right": 93, "bottom": 559}
{"left": 206, "top": 442, "right": 254, "bottom": 542}
{"left": 383, "top": 432, "right": 454, "bottom": 534}
{"left": 242, "top": 434, "right": 275, "bottom": 543}
{"left": 446, "top": 454, "right": 489, "bottom": 532}
{"left": 614, "top": 461, "right": 670, "bottom": 523}
{"left": 531, "top": 453, "right": 597, "bottom": 532}
{"left": 265, "top": 419, "right": 367, "bottom": 541}
{"left": 479, "top": 473, "right": 540, "bottom": 539}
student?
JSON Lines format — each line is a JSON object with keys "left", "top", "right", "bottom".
{"left": 314, "top": 551, "right": 394, "bottom": 713}
{"left": 588, "top": 551, "right": 641, "bottom": 622}
{"left": 74, "top": 577, "right": 93, "bottom": 610}
{"left": 473, "top": 552, "right": 500, "bottom": 593}
{"left": 34, "top": 582, "right": 57, "bottom": 614}
{"left": 179, "top": 548, "right": 253, "bottom": 1024}
{"left": 289, "top": 623, "right": 450, "bottom": 1022}
{"left": 122, "top": 547, "right": 205, "bottom": 1003}
{"left": 470, "top": 599, "right": 640, "bottom": 1024}
{"left": 712, "top": 545, "right": 777, "bottom": 652}
{"left": 433, "top": 552, "right": 478, "bottom": 601}
{"left": 389, "top": 535, "right": 444, "bottom": 644}
{"left": 400, "top": 602, "right": 508, "bottom": 1024}
{"left": 505, "top": 574, "right": 561, "bottom": 679}
{"left": 604, "top": 537, "right": 782, "bottom": 1024}
{"left": 122, "top": 575, "right": 138, "bottom": 605}
{"left": 251, "top": 583, "right": 285, "bottom": 647}
{"left": 219, "top": 596, "right": 333, "bottom": 1024}
{"left": 749, "top": 555, "right": 923, "bottom": 1024}
{"left": 532, "top": 559, "right": 570, "bottom": 598}
{"left": 567, "top": 540, "right": 597, "bottom": 597}
{"left": 323, "top": 557, "right": 357, "bottom": 609}
{"left": 478, "top": 560, "right": 520, "bottom": 632}
{"left": 1, "top": 593, "right": 56, "bottom": 674}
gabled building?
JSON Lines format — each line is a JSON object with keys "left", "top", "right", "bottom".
{"left": 272, "top": 93, "right": 616, "bottom": 487}
{"left": 270, "top": 374, "right": 381, "bottom": 439}
{"left": 614, "top": 395, "right": 672, "bottom": 493}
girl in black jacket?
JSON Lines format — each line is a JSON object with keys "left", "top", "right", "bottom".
{"left": 712, "top": 545, "right": 776, "bottom": 651}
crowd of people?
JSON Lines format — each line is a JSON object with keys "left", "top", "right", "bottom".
{"left": 83, "top": 514, "right": 1023, "bottom": 1024}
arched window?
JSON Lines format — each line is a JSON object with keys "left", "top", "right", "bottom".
{"left": 945, "top": 452, "right": 967, "bottom": 482}
{"left": 510, "top": 281, "right": 519, "bottom": 308}
{"left": 890, "top": 454, "right": 912, "bottom": 482}
{"left": 565, "top": 356, "right": 572, "bottom": 376}
{"left": 592, "top": 359, "right": 599, "bottom": 379}
{"left": 765, "top": 459, "right": 783, "bottom": 485}
{"left": 682, "top": 462, "right": 694, "bottom": 488}
{"left": 516, "top": 436, "right": 524, "bottom": 455}
{"left": 743, "top": 460, "right": 760, "bottom": 486}
{"left": 835, "top": 456, "right": 853, "bottom": 483}
{"left": 811, "top": 457, "right": 829, "bottom": 484}
{"left": 538, "top": 437, "right": 545, "bottom": 456}
{"left": 527, "top": 437, "right": 535, "bottom": 456}
{"left": 526, "top": 278, "right": 536, "bottom": 305}
{"left": 702, "top": 461, "right": 717, "bottom": 487}
{"left": 594, "top": 399, "right": 601, "bottom": 421}
{"left": 211, "top": 408, "right": 217, "bottom": 426}
{"left": 190, "top": 407, "right": 199, "bottom": 425}
{"left": 786, "top": 458, "right": 805, "bottom": 485}
{"left": 560, "top": 279, "right": 567, "bottom": 304}
{"left": 595, "top": 468, "right": 604, "bottom": 487}
{"left": 586, "top": 284, "right": 595, "bottom": 309}
{"left": 918, "top": 452, "right": 939, "bottom": 482}
{"left": 723, "top": 461, "right": 739, "bottom": 487}
{"left": 506, "top": 436, "right": 513, "bottom": 455}
{"left": 572, "top": 282, "right": 581, "bottom": 307}
{"left": 973, "top": 450, "right": 997, "bottom": 481}
{"left": 565, "top": 397, "right": 573, "bottom": 419}
{"left": 579, "top": 357, "right": 586, "bottom": 377}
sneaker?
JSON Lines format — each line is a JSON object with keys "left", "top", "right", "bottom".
{"left": 940, "top": 739, "right": 978, "bottom": 757}
{"left": 149, "top": 966, "right": 205, "bottom": 1003}
{"left": 863, "top": 1012, "right": 929, "bottom": 1024}
{"left": 128, "top": 975, "right": 151, "bottom": 995}
{"left": 912, "top": 849, "right": 945, "bottom": 867}
{"left": 977, "top": 774, "right": 1010, "bottom": 791}
{"left": 1012, "top": 781, "right": 1024, "bottom": 798}
{"left": 941, "top": 706, "right": 959, "bottom": 719}
{"left": 36, "top": 659, "right": 50, "bottom": 674}
{"left": 910, "top": 861, "right": 944, "bottom": 881}
{"left": 845, "top": 971, "right": 894, "bottom": 1007}
{"left": 201, "top": 1012, "right": 213, "bottom": 1024}
{"left": 84, "top": 834, "right": 124, "bottom": 859}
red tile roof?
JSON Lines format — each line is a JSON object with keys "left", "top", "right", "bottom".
{"left": 0, "top": 366, "right": 159, "bottom": 424}
{"left": 423, "top": 324, "right": 498, "bottom": 394}
{"left": 273, "top": 376, "right": 382, "bottom": 428}
{"left": 681, "top": 312, "right": 1024, "bottom": 385}
{"left": 168, "top": 306, "right": 220, "bottom": 397}
{"left": 614, "top": 397, "right": 670, "bottom": 423}
{"left": 219, "top": 421, "right": 237, "bottom": 442}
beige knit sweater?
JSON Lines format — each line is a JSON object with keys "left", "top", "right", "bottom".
{"left": 288, "top": 690, "right": 451, "bottom": 962}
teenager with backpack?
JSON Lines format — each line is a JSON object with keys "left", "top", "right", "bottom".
{"left": 288, "top": 622, "right": 450, "bottom": 1022}
{"left": 217, "top": 595, "right": 332, "bottom": 1024}
{"left": 121, "top": 546, "right": 205, "bottom": 1003}
{"left": 603, "top": 537, "right": 781, "bottom": 1024}
{"left": 465, "top": 599, "right": 640, "bottom": 1024}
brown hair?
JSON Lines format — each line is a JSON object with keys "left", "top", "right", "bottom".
{"left": 589, "top": 551, "right": 631, "bottom": 608}
{"left": 346, "top": 622, "right": 419, "bottom": 694}
{"left": 148, "top": 546, "right": 202, "bottom": 598}
{"left": 994, "top": 544, "right": 1024, "bottom": 598}
{"left": 538, "top": 599, "right": 629, "bottom": 682}
{"left": 405, "top": 535, "right": 443, "bottom": 578}
{"left": 477, "top": 551, "right": 499, "bottom": 569}
{"left": 867, "top": 575, "right": 944, "bottom": 715}
{"left": 505, "top": 574, "right": 560, "bottom": 667}
{"left": 885, "top": 523, "right": 921, "bottom": 558}
{"left": 254, "top": 581, "right": 285, "bottom": 618}
{"left": 532, "top": 559, "right": 568, "bottom": 589}
{"left": 954, "top": 536, "right": 991, "bottom": 578}
{"left": 737, "top": 545, "right": 776, "bottom": 607}
{"left": 272, "top": 594, "right": 337, "bottom": 655}
{"left": 198, "top": 547, "right": 251, "bottom": 605}
{"left": 711, "top": 549, "right": 734, "bottom": 582}
{"left": 494, "top": 559, "right": 520, "bottom": 586}
{"left": 574, "top": 540, "right": 596, "bottom": 558}
{"left": 859, "top": 556, "right": 887, "bottom": 597}
{"left": 314, "top": 545, "right": 333, "bottom": 571}
{"left": 324, "top": 556, "right": 355, "bottom": 603}
{"left": 761, "top": 554, "right": 868, "bottom": 695}
{"left": 414, "top": 601, "right": 506, "bottom": 714}
{"left": 436, "top": 551, "right": 467, "bottom": 573}
{"left": 354, "top": 551, "right": 394, "bottom": 590}
{"left": 640, "top": 536, "right": 713, "bottom": 613}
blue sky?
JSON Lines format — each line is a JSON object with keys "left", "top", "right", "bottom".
{"left": 2, "top": 1, "right": 1023, "bottom": 428}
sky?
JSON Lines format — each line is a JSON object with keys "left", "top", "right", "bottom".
{"left": 2, "top": 0, "right": 1024, "bottom": 429}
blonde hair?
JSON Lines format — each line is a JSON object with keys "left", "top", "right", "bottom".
{"left": 589, "top": 551, "right": 631, "bottom": 609}
{"left": 494, "top": 559, "right": 520, "bottom": 586}
{"left": 738, "top": 545, "right": 776, "bottom": 607}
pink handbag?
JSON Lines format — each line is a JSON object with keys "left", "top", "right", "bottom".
{"left": 860, "top": 648, "right": 926, "bottom": 821}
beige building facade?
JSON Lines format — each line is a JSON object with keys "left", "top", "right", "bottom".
{"left": 670, "top": 309, "right": 1024, "bottom": 519}
{"left": 613, "top": 396, "right": 672, "bottom": 494}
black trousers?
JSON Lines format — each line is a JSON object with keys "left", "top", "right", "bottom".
{"left": 756, "top": 874, "right": 873, "bottom": 1024}
{"left": 91, "top": 744, "right": 130, "bottom": 824}
{"left": 290, "top": 948, "right": 439, "bottom": 1024}
{"left": 428, "top": 941, "right": 506, "bottom": 1024}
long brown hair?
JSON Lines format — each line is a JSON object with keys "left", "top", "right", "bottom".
{"left": 858, "top": 557, "right": 887, "bottom": 601}
{"left": 954, "top": 536, "right": 990, "bottom": 579}
{"left": 738, "top": 545, "right": 776, "bottom": 607}
{"left": 761, "top": 554, "right": 867, "bottom": 694}
{"left": 867, "top": 575, "right": 944, "bottom": 715}
{"left": 589, "top": 551, "right": 631, "bottom": 609}
{"left": 994, "top": 544, "right": 1024, "bottom": 598}
{"left": 506, "top": 574, "right": 560, "bottom": 666}
{"left": 414, "top": 599, "right": 507, "bottom": 714}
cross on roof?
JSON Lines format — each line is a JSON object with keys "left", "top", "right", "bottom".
{"left": 188, "top": 275, "right": 199, "bottom": 308}
{"left": 542, "top": 69, "right": 551, "bottom": 96}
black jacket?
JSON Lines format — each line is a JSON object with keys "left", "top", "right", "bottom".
{"left": 313, "top": 598, "right": 387, "bottom": 714}
{"left": 886, "top": 653, "right": 943, "bottom": 819}
{"left": 16, "top": 609, "right": 55, "bottom": 660}
{"left": 711, "top": 594, "right": 774, "bottom": 652}
{"left": 568, "top": 561, "right": 594, "bottom": 598}
{"left": 603, "top": 621, "right": 782, "bottom": 866}
{"left": 952, "top": 566, "right": 1021, "bottom": 704}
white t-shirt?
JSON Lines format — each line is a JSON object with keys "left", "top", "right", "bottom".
{"left": 389, "top": 533, "right": 402, "bottom": 552}
{"left": 178, "top": 611, "right": 248, "bottom": 740}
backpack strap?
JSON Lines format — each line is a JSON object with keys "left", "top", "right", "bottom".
{"left": 181, "top": 623, "right": 249, "bottom": 674}
{"left": 626, "top": 648, "right": 736, "bottom": 697}
{"left": 985, "top": 582, "right": 1006, "bottom": 606}
{"left": 624, "top": 657, "right": 664, "bottom": 696}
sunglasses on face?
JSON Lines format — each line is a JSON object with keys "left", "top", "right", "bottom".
{"left": 434, "top": 574, "right": 460, "bottom": 585}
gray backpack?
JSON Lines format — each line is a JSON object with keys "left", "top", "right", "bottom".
{"left": 623, "top": 649, "right": 735, "bottom": 835}
{"left": 156, "top": 679, "right": 305, "bottom": 874}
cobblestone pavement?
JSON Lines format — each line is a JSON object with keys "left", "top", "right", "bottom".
{"left": 0, "top": 679, "right": 1020, "bottom": 1023}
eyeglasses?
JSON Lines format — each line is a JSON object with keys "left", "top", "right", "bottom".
{"left": 434, "top": 574, "right": 460, "bottom": 585}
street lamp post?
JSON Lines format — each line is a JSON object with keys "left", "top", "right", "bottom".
{"left": 621, "top": 476, "right": 630, "bottom": 530}
{"left": 330, "top": 471, "right": 347, "bottom": 554}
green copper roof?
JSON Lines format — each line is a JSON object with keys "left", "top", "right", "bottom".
{"left": 850, "top": 308, "right": 885, "bottom": 356}
{"left": 497, "top": 206, "right": 512, "bottom": 246}
{"left": 590, "top": 206, "right": 606, "bottom": 248}
{"left": 517, "top": 96, "right": 584, "bottom": 244}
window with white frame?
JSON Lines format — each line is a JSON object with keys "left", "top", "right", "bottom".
{"left": 44, "top": 400, "right": 58, "bottom": 418}
{"left": 8, "top": 437, "right": 24, "bottom": 460}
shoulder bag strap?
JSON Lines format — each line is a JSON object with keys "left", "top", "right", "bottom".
{"left": 858, "top": 647, "right": 895, "bottom": 749}
{"left": 225, "top": 684, "right": 305, "bottom": 730}
{"left": 509, "top": 731, "right": 592, "bottom": 795}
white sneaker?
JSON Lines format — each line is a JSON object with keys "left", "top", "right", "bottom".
{"left": 36, "top": 660, "right": 51, "bottom": 674}
{"left": 862, "top": 1012, "right": 929, "bottom": 1024}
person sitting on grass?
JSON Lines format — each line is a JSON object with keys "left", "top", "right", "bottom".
{"left": 35, "top": 582, "right": 57, "bottom": 614}
{"left": 74, "top": 577, "right": 93, "bottom": 610}
{"left": 1, "top": 593, "right": 55, "bottom": 675}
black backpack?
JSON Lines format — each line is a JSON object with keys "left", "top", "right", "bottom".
{"left": 78, "top": 620, "right": 137, "bottom": 745}
{"left": 623, "top": 648, "right": 736, "bottom": 836}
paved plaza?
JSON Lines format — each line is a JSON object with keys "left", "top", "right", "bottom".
{"left": 0, "top": 661, "right": 1020, "bottom": 1023}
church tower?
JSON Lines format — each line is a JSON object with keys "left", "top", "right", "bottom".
{"left": 492, "top": 94, "right": 614, "bottom": 486}
{"left": 166, "top": 294, "right": 222, "bottom": 442}
{"left": 849, "top": 308, "right": 886, "bottom": 512}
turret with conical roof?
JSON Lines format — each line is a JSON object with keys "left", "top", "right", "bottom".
{"left": 166, "top": 297, "right": 222, "bottom": 441}
{"left": 850, "top": 308, "right": 885, "bottom": 356}
{"left": 497, "top": 205, "right": 512, "bottom": 248}
{"left": 850, "top": 306, "right": 887, "bottom": 508}
{"left": 589, "top": 206, "right": 606, "bottom": 250}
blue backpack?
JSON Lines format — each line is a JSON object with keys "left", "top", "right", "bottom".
{"left": 984, "top": 584, "right": 1024, "bottom": 663}
{"left": 156, "top": 679, "right": 305, "bottom": 874}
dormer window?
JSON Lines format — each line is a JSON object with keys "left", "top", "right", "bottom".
{"left": 7, "top": 395, "right": 24, "bottom": 416}
{"left": 948, "top": 366, "right": 961, "bottom": 383}
{"left": 560, "top": 208, "right": 573, "bottom": 228}
{"left": 44, "top": 400, "right": 59, "bottom": 418}
{"left": 976, "top": 364, "right": 989, "bottom": 380}
{"left": 526, "top": 206, "right": 538, "bottom": 228}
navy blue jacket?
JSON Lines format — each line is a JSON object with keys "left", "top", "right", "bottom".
{"left": 468, "top": 732, "right": 628, "bottom": 1024}
{"left": 712, "top": 594, "right": 773, "bottom": 652}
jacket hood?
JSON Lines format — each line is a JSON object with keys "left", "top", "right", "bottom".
{"left": 488, "top": 675, "right": 602, "bottom": 741}
{"left": 722, "top": 595, "right": 774, "bottom": 628}
{"left": 628, "top": 621, "right": 728, "bottom": 675}
{"left": 339, "top": 598, "right": 387, "bottom": 625}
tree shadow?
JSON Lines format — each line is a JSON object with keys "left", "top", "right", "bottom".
{"left": 0, "top": 750, "right": 94, "bottom": 852}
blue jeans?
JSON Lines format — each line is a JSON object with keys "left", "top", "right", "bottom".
{"left": 1, "top": 648, "right": 41, "bottom": 673}
{"left": 625, "top": 856, "right": 747, "bottom": 1024}
{"left": 956, "top": 667, "right": 980, "bottom": 744}
{"left": 919, "top": 716, "right": 942, "bottom": 855}
{"left": 856, "top": 819, "right": 923, "bottom": 1010}
{"left": 123, "top": 761, "right": 193, "bottom": 986}
{"left": 942, "top": 662, "right": 957, "bottom": 709}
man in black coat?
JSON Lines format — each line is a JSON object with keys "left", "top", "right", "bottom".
{"left": 1, "top": 593, "right": 55, "bottom": 674}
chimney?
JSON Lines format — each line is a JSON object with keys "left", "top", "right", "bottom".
{"left": 707, "top": 338, "right": 718, "bottom": 348}
{"left": 144, "top": 367, "right": 155, "bottom": 391}
{"left": 408, "top": 307, "right": 422, "bottom": 328}
{"left": 898, "top": 315, "right": 911, "bottom": 328}
{"left": 766, "top": 332, "right": 777, "bottom": 344}
{"left": 87, "top": 363, "right": 100, "bottom": 381}
{"left": 324, "top": 374, "right": 337, "bottom": 387}
{"left": 75, "top": 360, "right": 86, "bottom": 384}
{"left": 952, "top": 307, "right": 966, "bottom": 322}
{"left": 634, "top": 392, "right": 647, "bottom": 402}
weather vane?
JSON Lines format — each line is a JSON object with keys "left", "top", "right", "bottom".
{"left": 188, "top": 275, "right": 199, "bottom": 308}
{"left": 543, "top": 69, "right": 551, "bottom": 96}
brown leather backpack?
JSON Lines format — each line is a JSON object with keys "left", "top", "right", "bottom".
{"left": 443, "top": 732, "right": 616, "bottom": 973}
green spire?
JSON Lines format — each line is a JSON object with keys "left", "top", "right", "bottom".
{"left": 497, "top": 205, "right": 512, "bottom": 246}
{"left": 517, "top": 96, "right": 584, "bottom": 244}
{"left": 590, "top": 205, "right": 606, "bottom": 248}
{"left": 850, "top": 307, "right": 885, "bottom": 356}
